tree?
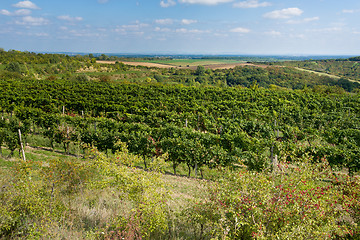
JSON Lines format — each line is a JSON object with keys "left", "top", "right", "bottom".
{"left": 5, "top": 62, "right": 22, "bottom": 74}
{"left": 195, "top": 65, "right": 205, "bottom": 76}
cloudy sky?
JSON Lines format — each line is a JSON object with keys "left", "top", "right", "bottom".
{"left": 1, "top": 0, "right": 360, "bottom": 55}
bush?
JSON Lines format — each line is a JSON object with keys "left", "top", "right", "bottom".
{"left": 73, "top": 74, "right": 89, "bottom": 82}
{"left": 186, "top": 158, "right": 360, "bottom": 239}
{"left": 0, "top": 159, "right": 65, "bottom": 239}
{"left": 0, "top": 145, "right": 170, "bottom": 239}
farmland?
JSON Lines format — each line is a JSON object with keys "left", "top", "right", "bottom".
{"left": 97, "top": 59, "right": 268, "bottom": 70}
{"left": 0, "top": 50, "right": 360, "bottom": 239}
{"left": 135, "top": 58, "right": 246, "bottom": 67}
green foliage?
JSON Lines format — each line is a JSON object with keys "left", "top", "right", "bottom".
{"left": 280, "top": 59, "right": 360, "bottom": 88}
{"left": 2, "top": 49, "right": 360, "bottom": 239}
{"left": 0, "top": 159, "right": 65, "bottom": 239}
{"left": 1, "top": 78, "right": 360, "bottom": 172}
{"left": 195, "top": 65, "right": 205, "bottom": 76}
{"left": 5, "top": 62, "right": 22, "bottom": 73}
{"left": 185, "top": 158, "right": 360, "bottom": 239}
{"left": 73, "top": 74, "right": 90, "bottom": 82}
{"left": 88, "top": 147, "right": 170, "bottom": 239}
{"left": 0, "top": 143, "right": 171, "bottom": 239}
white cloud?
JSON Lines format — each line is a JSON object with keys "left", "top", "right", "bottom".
{"left": 214, "top": 32, "right": 229, "bottom": 37}
{"left": 160, "top": 0, "right": 176, "bottom": 7}
{"left": 155, "top": 27, "right": 171, "bottom": 32}
{"left": 113, "top": 21, "right": 149, "bottom": 35}
{"left": 67, "top": 29, "right": 104, "bottom": 38}
{"left": 175, "top": 28, "right": 209, "bottom": 33}
{"left": 33, "top": 32, "right": 49, "bottom": 37}
{"left": 13, "top": 1, "right": 40, "bottom": 10}
{"left": 265, "top": 30, "right": 281, "bottom": 36}
{"left": 179, "top": 0, "right": 234, "bottom": 5}
{"left": 58, "top": 15, "right": 83, "bottom": 22}
{"left": 14, "top": 9, "right": 32, "bottom": 15}
{"left": 188, "top": 29, "right": 209, "bottom": 33}
{"left": 0, "top": 9, "right": 31, "bottom": 16}
{"left": 303, "top": 17, "right": 319, "bottom": 22}
{"left": 181, "top": 19, "right": 198, "bottom": 25}
{"left": 98, "top": 0, "right": 109, "bottom": 3}
{"left": 15, "top": 16, "right": 49, "bottom": 26}
{"left": 309, "top": 27, "right": 342, "bottom": 33}
{"left": 0, "top": 9, "right": 12, "bottom": 16}
{"left": 176, "top": 28, "right": 190, "bottom": 33}
{"left": 122, "top": 22, "right": 149, "bottom": 30}
{"left": 342, "top": 9, "right": 360, "bottom": 14}
{"left": 233, "top": 0, "right": 271, "bottom": 8}
{"left": 155, "top": 18, "right": 174, "bottom": 25}
{"left": 287, "top": 16, "right": 319, "bottom": 24}
{"left": 230, "top": 27, "right": 250, "bottom": 33}
{"left": 264, "top": 8, "right": 303, "bottom": 19}
{"left": 289, "top": 33, "right": 306, "bottom": 39}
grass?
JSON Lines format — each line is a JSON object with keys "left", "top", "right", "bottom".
{"left": 1, "top": 141, "right": 359, "bottom": 239}
{"left": 0, "top": 144, "right": 208, "bottom": 239}
{"left": 0, "top": 154, "right": 15, "bottom": 168}
{"left": 294, "top": 67, "right": 341, "bottom": 79}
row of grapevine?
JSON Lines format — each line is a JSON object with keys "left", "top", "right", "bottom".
{"left": 1, "top": 78, "right": 359, "bottom": 173}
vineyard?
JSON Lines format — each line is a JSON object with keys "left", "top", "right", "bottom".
{"left": 0, "top": 50, "right": 360, "bottom": 239}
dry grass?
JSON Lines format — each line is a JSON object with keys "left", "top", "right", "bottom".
{"left": 0, "top": 146, "right": 211, "bottom": 239}
{"left": 162, "top": 174, "right": 208, "bottom": 211}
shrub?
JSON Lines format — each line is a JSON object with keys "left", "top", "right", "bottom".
{"left": 0, "top": 159, "right": 65, "bottom": 239}
{"left": 186, "top": 157, "right": 360, "bottom": 239}
{"left": 91, "top": 148, "right": 170, "bottom": 239}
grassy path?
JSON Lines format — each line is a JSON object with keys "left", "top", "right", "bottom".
{"left": 294, "top": 67, "right": 359, "bottom": 82}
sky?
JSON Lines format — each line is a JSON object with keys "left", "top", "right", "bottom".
{"left": 1, "top": 0, "right": 360, "bottom": 55}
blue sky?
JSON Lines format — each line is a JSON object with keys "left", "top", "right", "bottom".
{"left": 1, "top": 0, "right": 360, "bottom": 55}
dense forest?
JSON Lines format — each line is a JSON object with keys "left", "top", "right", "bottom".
{"left": 0, "top": 50, "right": 360, "bottom": 239}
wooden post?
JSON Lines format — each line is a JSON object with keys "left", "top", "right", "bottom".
{"left": 62, "top": 106, "right": 65, "bottom": 128}
{"left": 273, "top": 155, "right": 278, "bottom": 172}
{"left": 197, "top": 114, "right": 200, "bottom": 131}
{"left": 18, "top": 129, "right": 26, "bottom": 161}
{"left": 195, "top": 162, "right": 198, "bottom": 177}
{"left": 272, "top": 120, "right": 279, "bottom": 172}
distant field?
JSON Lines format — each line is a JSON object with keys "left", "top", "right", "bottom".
{"left": 141, "top": 59, "right": 246, "bottom": 67}
{"left": 97, "top": 59, "right": 271, "bottom": 70}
